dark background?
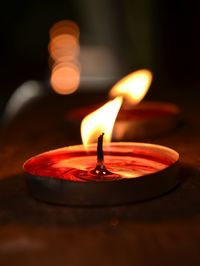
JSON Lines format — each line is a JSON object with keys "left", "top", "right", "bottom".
{"left": 0, "top": 0, "right": 200, "bottom": 103}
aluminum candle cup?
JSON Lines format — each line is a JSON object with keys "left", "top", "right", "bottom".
{"left": 65, "top": 101, "right": 180, "bottom": 140}
{"left": 24, "top": 142, "right": 179, "bottom": 206}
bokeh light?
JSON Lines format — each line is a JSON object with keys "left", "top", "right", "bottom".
{"left": 50, "top": 20, "right": 80, "bottom": 40}
{"left": 49, "top": 34, "right": 80, "bottom": 61}
{"left": 49, "top": 20, "right": 80, "bottom": 95}
{"left": 50, "top": 62, "right": 80, "bottom": 95}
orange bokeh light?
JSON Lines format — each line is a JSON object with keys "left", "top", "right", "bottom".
{"left": 49, "top": 20, "right": 81, "bottom": 95}
{"left": 51, "top": 62, "right": 80, "bottom": 95}
{"left": 50, "top": 20, "right": 80, "bottom": 40}
{"left": 49, "top": 34, "right": 80, "bottom": 61}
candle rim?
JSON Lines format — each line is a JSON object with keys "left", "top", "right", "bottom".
{"left": 23, "top": 141, "right": 179, "bottom": 169}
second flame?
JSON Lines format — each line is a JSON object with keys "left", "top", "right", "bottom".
{"left": 81, "top": 69, "right": 152, "bottom": 146}
{"left": 109, "top": 69, "right": 152, "bottom": 104}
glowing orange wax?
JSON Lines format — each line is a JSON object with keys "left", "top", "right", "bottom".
{"left": 24, "top": 142, "right": 178, "bottom": 182}
{"left": 23, "top": 142, "right": 179, "bottom": 205}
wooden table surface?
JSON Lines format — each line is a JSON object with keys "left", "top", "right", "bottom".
{"left": 0, "top": 88, "right": 199, "bottom": 266}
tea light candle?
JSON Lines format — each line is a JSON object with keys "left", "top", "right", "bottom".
{"left": 66, "top": 101, "right": 180, "bottom": 140}
{"left": 24, "top": 96, "right": 179, "bottom": 206}
{"left": 24, "top": 139, "right": 179, "bottom": 206}
{"left": 66, "top": 69, "right": 180, "bottom": 140}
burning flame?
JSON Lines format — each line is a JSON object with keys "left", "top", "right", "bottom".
{"left": 109, "top": 69, "right": 153, "bottom": 104}
{"left": 81, "top": 96, "right": 123, "bottom": 146}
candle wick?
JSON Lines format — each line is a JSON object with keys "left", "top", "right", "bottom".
{"left": 90, "top": 133, "right": 113, "bottom": 177}
{"left": 97, "top": 133, "right": 104, "bottom": 164}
